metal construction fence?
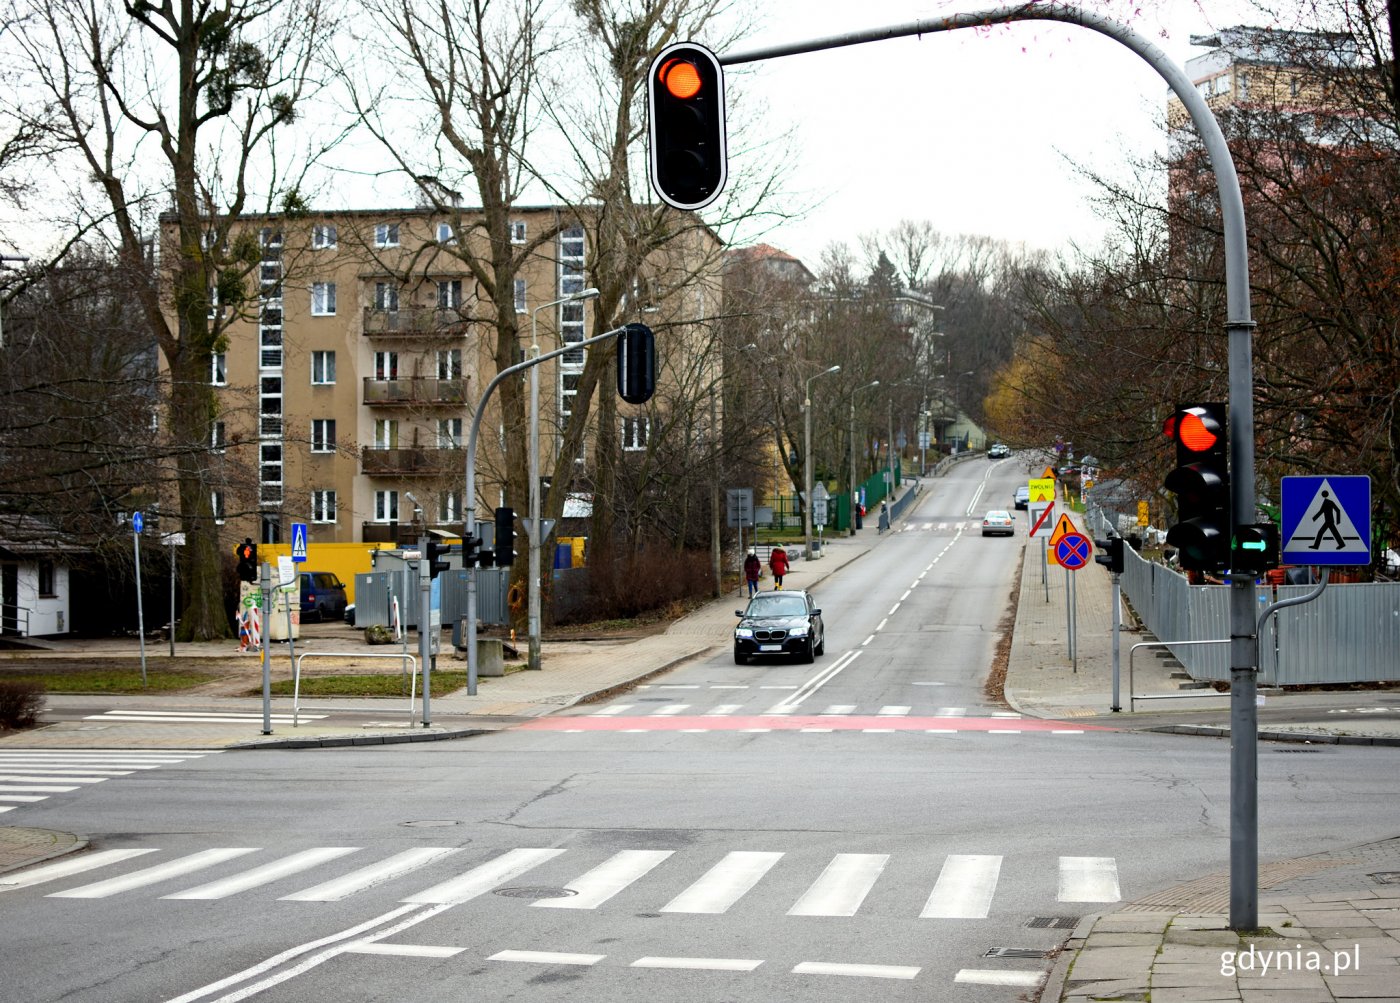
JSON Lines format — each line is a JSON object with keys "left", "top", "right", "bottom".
{"left": 1086, "top": 504, "right": 1400, "bottom": 684}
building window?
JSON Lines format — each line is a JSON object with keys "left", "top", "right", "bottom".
{"left": 436, "top": 221, "right": 456, "bottom": 244}
{"left": 438, "top": 491, "right": 460, "bottom": 523}
{"left": 260, "top": 442, "right": 283, "bottom": 486}
{"left": 436, "top": 349, "right": 462, "bottom": 380}
{"left": 437, "top": 418, "right": 462, "bottom": 449}
{"left": 37, "top": 560, "right": 55, "bottom": 598}
{"left": 260, "top": 228, "right": 283, "bottom": 248}
{"left": 622, "top": 416, "right": 650, "bottom": 451}
{"left": 374, "top": 223, "right": 400, "bottom": 248}
{"left": 311, "top": 281, "right": 336, "bottom": 316}
{"left": 510, "top": 220, "right": 526, "bottom": 244}
{"left": 212, "top": 490, "right": 226, "bottom": 524}
{"left": 212, "top": 421, "right": 226, "bottom": 453}
{"left": 375, "top": 490, "right": 398, "bottom": 523}
{"left": 373, "top": 351, "right": 398, "bottom": 381}
{"left": 311, "top": 351, "right": 336, "bottom": 385}
{"left": 374, "top": 419, "right": 399, "bottom": 450}
{"left": 311, "top": 490, "right": 337, "bottom": 524}
{"left": 374, "top": 282, "right": 399, "bottom": 311}
{"left": 311, "top": 419, "right": 336, "bottom": 453}
{"left": 438, "top": 280, "right": 462, "bottom": 310}
{"left": 514, "top": 278, "right": 527, "bottom": 313}
{"left": 207, "top": 282, "right": 220, "bottom": 321}
{"left": 311, "top": 224, "right": 337, "bottom": 249}
{"left": 560, "top": 371, "right": 581, "bottom": 418}
{"left": 559, "top": 226, "right": 586, "bottom": 367}
{"left": 211, "top": 352, "right": 227, "bottom": 386}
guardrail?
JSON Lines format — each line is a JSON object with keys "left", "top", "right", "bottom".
{"left": 1127, "top": 639, "right": 1229, "bottom": 711}
{"left": 293, "top": 651, "right": 419, "bottom": 727}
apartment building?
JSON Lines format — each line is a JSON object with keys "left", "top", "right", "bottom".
{"left": 174, "top": 205, "right": 723, "bottom": 548}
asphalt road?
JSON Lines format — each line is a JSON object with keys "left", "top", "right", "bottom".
{"left": 3, "top": 457, "right": 1399, "bottom": 1002}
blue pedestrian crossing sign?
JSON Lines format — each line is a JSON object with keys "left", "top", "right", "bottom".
{"left": 1280, "top": 476, "right": 1370, "bottom": 566}
{"left": 290, "top": 522, "right": 308, "bottom": 562}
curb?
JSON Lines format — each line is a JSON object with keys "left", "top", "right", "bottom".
{"left": 1038, "top": 913, "right": 1100, "bottom": 1003}
{"left": 0, "top": 829, "right": 89, "bottom": 877}
{"left": 230, "top": 727, "right": 493, "bottom": 750}
{"left": 1148, "top": 724, "right": 1400, "bottom": 747}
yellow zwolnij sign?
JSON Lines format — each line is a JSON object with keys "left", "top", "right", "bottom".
{"left": 1029, "top": 478, "right": 1055, "bottom": 504}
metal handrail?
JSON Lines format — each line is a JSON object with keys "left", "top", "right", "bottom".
{"left": 1128, "top": 639, "right": 1230, "bottom": 711}
{"left": 293, "top": 651, "right": 418, "bottom": 727}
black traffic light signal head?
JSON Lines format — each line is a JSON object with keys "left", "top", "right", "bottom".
{"left": 1231, "top": 523, "right": 1278, "bottom": 574}
{"left": 494, "top": 507, "right": 515, "bottom": 567}
{"left": 647, "top": 42, "right": 727, "bottom": 211}
{"left": 1163, "top": 403, "right": 1229, "bottom": 572}
{"left": 1094, "top": 536, "right": 1125, "bottom": 574}
{"left": 424, "top": 538, "right": 451, "bottom": 579}
{"left": 618, "top": 323, "right": 655, "bottom": 405}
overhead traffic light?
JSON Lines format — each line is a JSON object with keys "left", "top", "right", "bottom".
{"left": 617, "top": 323, "right": 656, "bottom": 405}
{"left": 1163, "top": 403, "right": 1229, "bottom": 572}
{"left": 494, "top": 507, "right": 515, "bottom": 567}
{"left": 647, "top": 42, "right": 727, "bottom": 210}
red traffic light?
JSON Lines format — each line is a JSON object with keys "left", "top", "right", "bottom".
{"left": 1164, "top": 406, "right": 1222, "bottom": 452}
{"left": 658, "top": 58, "right": 703, "bottom": 100}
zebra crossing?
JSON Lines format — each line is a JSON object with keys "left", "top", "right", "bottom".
{"left": 0, "top": 749, "right": 220, "bottom": 814}
{"left": 81, "top": 709, "right": 327, "bottom": 725}
{"left": 3, "top": 841, "right": 1122, "bottom": 918}
{"left": 900, "top": 520, "right": 976, "bottom": 533}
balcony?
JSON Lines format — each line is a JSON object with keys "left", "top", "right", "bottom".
{"left": 360, "top": 520, "right": 466, "bottom": 544}
{"left": 361, "top": 447, "right": 465, "bottom": 476}
{"left": 363, "top": 377, "right": 470, "bottom": 407}
{"left": 363, "top": 306, "right": 461, "bottom": 338}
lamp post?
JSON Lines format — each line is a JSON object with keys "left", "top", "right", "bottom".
{"left": 528, "top": 287, "right": 600, "bottom": 671}
{"left": 848, "top": 380, "right": 880, "bottom": 535}
{"left": 803, "top": 364, "right": 841, "bottom": 559}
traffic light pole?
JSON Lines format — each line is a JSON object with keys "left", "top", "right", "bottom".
{"left": 417, "top": 536, "right": 432, "bottom": 727}
{"left": 463, "top": 324, "right": 631, "bottom": 694}
{"left": 720, "top": 3, "right": 1260, "bottom": 929}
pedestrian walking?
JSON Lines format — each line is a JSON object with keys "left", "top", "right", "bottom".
{"left": 769, "top": 546, "right": 789, "bottom": 589}
{"left": 743, "top": 548, "right": 762, "bottom": 597}
{"left": 878, "top": 500, "right": 889, "bottom": 535}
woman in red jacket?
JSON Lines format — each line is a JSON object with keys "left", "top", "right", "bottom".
{"left": 768, "top": 546, "right": 790, "bottom": 589}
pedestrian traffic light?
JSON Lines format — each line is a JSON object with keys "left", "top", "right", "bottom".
{"left": 235, "top": 538, "right": 258, "bottom": 583}
{"left": 494, "top": 507, "right": 515, "bottom": 567}
{"left": 1094, "top": 536, "right": 1125, "bottom": 574}
{"left": 1163, "top": 403, "right": 1230, "bottom": 572}
{"left": 647, "top": 42, "right": 727, "bottom": 211}
{"left": 424, "top": 538, "right": 451, "bottom": 579}
{"left": 1231, "top": 523, "right": 1278, "bottom": 574}
{"left": 617, "top": 323, "right": 655, "bottom": 405}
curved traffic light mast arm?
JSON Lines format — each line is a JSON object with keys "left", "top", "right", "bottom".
{"left": 459, "top": 323, "right": 631, "bottom": 696}
{"left": 723, "top": 4, "right": 1261, "bottom": 932}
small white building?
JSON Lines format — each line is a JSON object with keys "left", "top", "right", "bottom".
{"left": 0, "top": 515, "right": 76, "bottom": 637}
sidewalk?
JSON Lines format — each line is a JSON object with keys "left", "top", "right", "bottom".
{"left": 4, "top": 498, "right": 1400, "bottom": 1002}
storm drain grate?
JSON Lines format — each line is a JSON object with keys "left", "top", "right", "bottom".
{"left": 983, "top": 947, "right": 1052, "bottom": 959}
{"left": 1370, "top": 872, "right": 1400, "bottom": 885}
{"left": 494, "top": 886, "right": 578, "bottom": 900}
{"left": 1027, "top": 916, "right": 1080, "bottom": 930}
{"left": 1275, "top": 748, "right": 1327, "bottom": 753}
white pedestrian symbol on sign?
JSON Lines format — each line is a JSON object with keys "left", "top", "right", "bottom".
{"left": 1291, "top": 480, "right": 1365, "bottom": 555}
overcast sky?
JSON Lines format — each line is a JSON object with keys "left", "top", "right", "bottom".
{"left": 719, "top": 0, "right": 1268, "bottom": 266}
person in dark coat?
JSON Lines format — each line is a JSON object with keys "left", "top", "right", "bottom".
{"left": 743, "top": 548, "right": 762, "bottom": 597}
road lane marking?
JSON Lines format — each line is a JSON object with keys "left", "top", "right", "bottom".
{"left": 281, "top": 848, "right": 461, "bottom": 902}
{"left": 590, "top": 704, "right": 634, "bottom": 716}
{"left": 163, "top": 848, "right": 360, "bottom": 900}
{"left": 774, "top": 650, "right": 862, "bottom": 710}
{"left": 876, "top": 618, "right": 888, "bottom": 631}
{"left": 921, "top": 854, "right": 1002, "bottom": 919}
{"left": 404, "top": 848, "right": 566, "bottom": 905}
{"left": 955, "top": 969, "right": 1042, "bottom": 986}
{"left": 706, "top": 705, "right": 742, "bottom": 716}
{"left": 878, "top": 706, "right": 911, "bottom": 716}
{"left": 50, "top": 848, "right": 260, "bottom": 899}
{"left": 1059, "top": 856, "right": 1121, "bottom": 902}
{"left": 342, "top": 943, "right": 462, "bottom": 958}
{"left": 793, "top": 961, "right": 919, "bottom": 980}
{"left": 0, "top": 849, "right": 159, "bottom": 891}
{"left": 862, "top": 635, "right": 875, "bottom": 646}
{"left": 787, "top": 853, "right": 888, "bottom": 916}
{"left": 532, "top": 850, "right": 673, "bottom": 910}
{"left": 632, "top": 956, "right": 763, "bottom": 972}
{"left": 489, "top": 950, "right": 603, "bottom": 966}
{"left": 653, "top": 704, "right": 690, "bottom": 716}
{"left": 888, "top": 603, "right": 901, "bottom": 615}
{"left": 819, "top": 705, "right": 855, "bottom": 715}
{"left": 661, "top": 851, "right": 783, "bottom": 914}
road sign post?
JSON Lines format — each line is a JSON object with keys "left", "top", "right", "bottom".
{"left": 130, "top": 512, "right": 147, "bottom": 687}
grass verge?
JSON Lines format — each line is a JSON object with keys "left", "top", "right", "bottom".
{"left": 0, "top": 670, "right": 224, "bottom": 693}
{"left": 262, "top": 672, "right": 469, "bottom": 698}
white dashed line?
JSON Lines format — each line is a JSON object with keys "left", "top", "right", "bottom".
{"left": 794, "top": 962, "right": 920, "bottom": 980}
{"left": 876, "top": 619, "right": 888, "bottom": 631}
{"left": 862, "top": 635, "right": 875, "bottom": 646}
{"left": 954, "top": 969, "right": 1041, "bottom": 986}
{"left": 632, "top": 957, "right": 764, "bottom": 972}
{"left": 489, "top": 950, "right": 604, "bottom": 966}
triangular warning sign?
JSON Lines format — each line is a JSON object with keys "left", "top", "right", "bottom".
{"left": 1042, "top": 466, "right": 1056, "bottom": 479}
{"left": 1047, "top": 513, "right": 1077, "bottom": 547}
{"left": 1286, "top": 478, "right": 1368, "bottom": 555}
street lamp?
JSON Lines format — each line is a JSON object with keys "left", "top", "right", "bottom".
{"left": 803, "top": 364, "right": 841, "bottom": 560}
{"left": 849, "top": 380, "right": 880, "bottom": 536}
{"left": 528, "top": 286, "right": 600, "bottom": 671}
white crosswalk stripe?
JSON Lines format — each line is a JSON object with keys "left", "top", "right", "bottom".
{"left": 82, "top": 710, "right": 326, "bottom": 723}
{"left": 11, "top": 844, "right": 1127, "bottom": 920}
{"left": 0, "top": 749, "right": 219, "bottom": 811}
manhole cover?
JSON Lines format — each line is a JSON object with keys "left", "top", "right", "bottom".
{"left": 1370, "top": 872, "right": 1400, "bottom": 885}
{"left": 401, "top": 820, "right": 461, "bottom": 828}
{"left": 983, "top": 947, "right": 1052, "bottom": 959}
{"left": 1027, "top": 916, "right": 1080, "bottom": 929}
{"left": 494, "top": 886, "right": 578, "bottom": 900}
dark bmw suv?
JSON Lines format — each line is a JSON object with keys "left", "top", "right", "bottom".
{"left": 734, "top": 589, "right": 825, "bottom": 665}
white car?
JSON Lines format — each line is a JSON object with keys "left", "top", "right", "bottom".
{"left": 981, "top": 510, "right": 1015, "bottom": 537}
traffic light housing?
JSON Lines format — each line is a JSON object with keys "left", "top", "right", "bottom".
{"left": 1163, "top": 403, "right": 1230, "bottom": 572}
{"left": 1094, "top": 536, "right": 1125, "bottom": 574}
{"left": 235, "top": 538, "right": 258, "bottom": 583}
{"left": 494, "top": 507, "right": 515, "bottom": 567}
{"left": 618, "top": 323, "right": 655, "bottom": 405}
{"left": 462, "top": 534, "right": 481, "bottom": 567}
{"left": 647, "top": 42, "right": 727, "bottom": 210}
{"left": 424, "top": 538, "right": 451, "bottom": 579}
{"left": 1231, "top": 523, "right": 1278, "bottom": 574}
